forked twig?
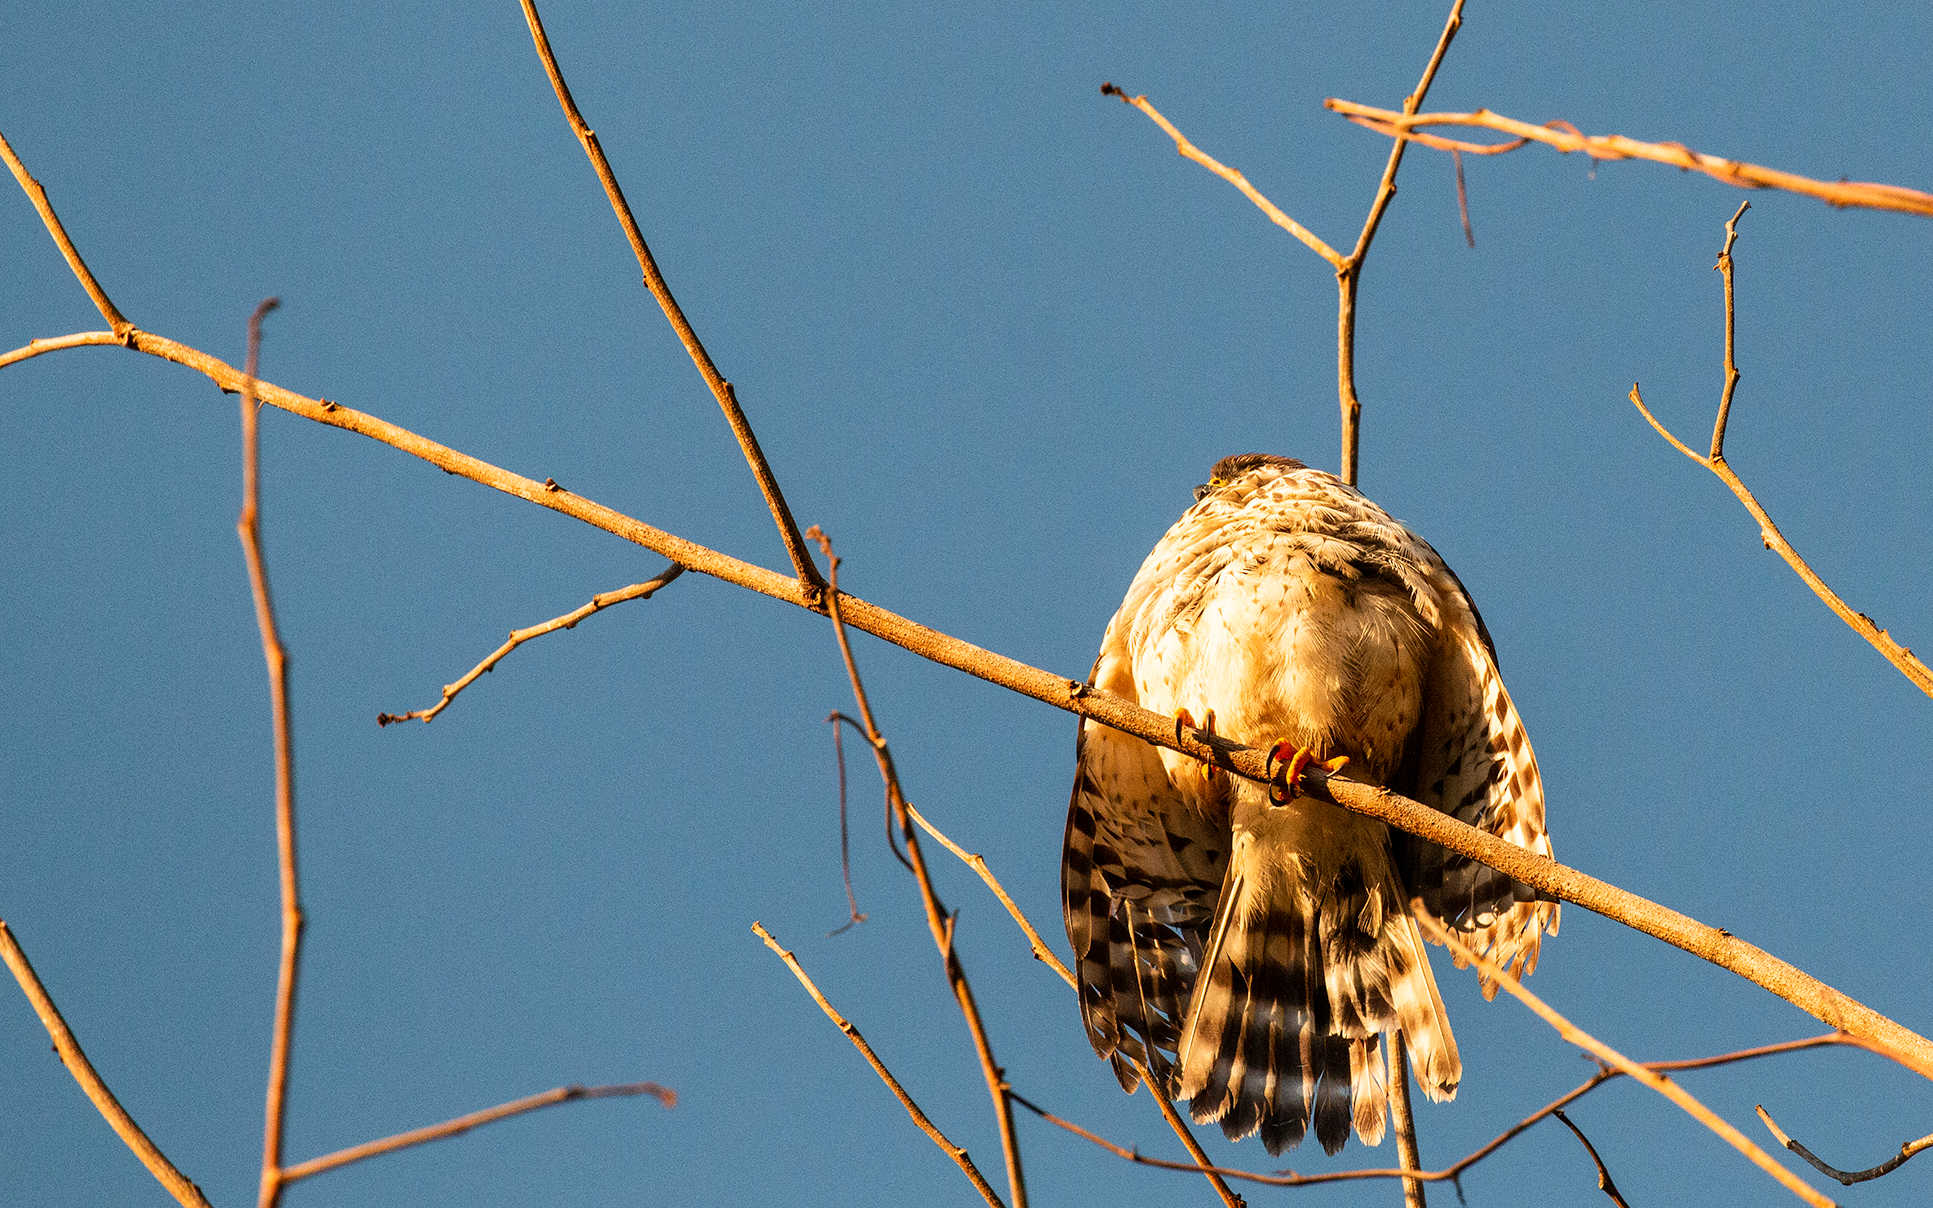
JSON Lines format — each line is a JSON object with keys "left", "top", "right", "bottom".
{"left": 1756, "top": 1105, "right": 1933, "bottom": 1187}
{"left": 517, "top": 0, "right": 825, "bottom": 598}
{"left": 0, "top": 922, "right": 213, "bottom": 1208}
{"left": 1627, "top": 204, "right": 1931, "bottom": 697}
{"left": 237, "top": 299, "right": 305, "bottom": 1208}
{"left": 1105, "top": 0, "right": 1465, "bottom": 486}
{"left": 1416, "top": 906, "right": 1839, "bottom": 1208}
{"left": 377, "top": 564, "right": 685, "bottom": 725}
{"left": 281, "top": 1081, "right": 674, "bottom": 1182}
{"left": 1327, "top": 100, "right": 1933, "bottom": 218}
{"left": 1552, "top": 1109, "right": 1633, "bottom": 1207}
{"left": 752, "top": 921, "right": 1006, "bottom": 1208}
{"left": 805, "top": 525, "right": 1028, "bottom": 1208}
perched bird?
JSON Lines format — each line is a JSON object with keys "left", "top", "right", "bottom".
{"left": 1062, "top": 452, "right": 1556, "bottom": 1155}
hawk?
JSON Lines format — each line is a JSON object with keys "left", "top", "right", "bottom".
{"left": 1062, "top": 453, "right": 1556, "bottom": 1155}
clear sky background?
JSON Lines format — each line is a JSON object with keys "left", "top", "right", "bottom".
{"left": 3, "top": 3, "right": 1929, "bottom": 1206}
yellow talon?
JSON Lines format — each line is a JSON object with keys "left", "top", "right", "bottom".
{"left": 1174, "top": 707, "right": 1220, "bottom": 780}
{"left": 1266, "top": 742, "right": 1350, "bottom": 804}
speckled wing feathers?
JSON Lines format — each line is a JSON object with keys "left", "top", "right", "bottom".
{"left": 1062, "top": 454, "right": 1556, "bottom": 1154}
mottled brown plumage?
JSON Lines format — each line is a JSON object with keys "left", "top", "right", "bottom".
{"left": 1063, "top": 453, "right": 1556, "bottom": 1154}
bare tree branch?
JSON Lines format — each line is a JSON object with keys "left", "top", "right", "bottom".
{"left": 1099, "top": 83, "right": 1343, "bottom": 266}
{"left": 1335, "top": 0, "right": 1464, "bottom": 486}
{"left": 805, "top": 527, "right": 1029, "bottom": 1208}
{"left": 1417, "top": 906, "right": 1839, "bottom": 1208}
{"left": 752, "top": 921, "right": 1007, "bottom": 1208}
{"left": 0, "top": 328, "right": 121, "bottom": 369}
{"left": 377, "top": 565, "right": 685, "bottom": 725}
{"left": 0, "top": 132, "right": 132, "bottom": 336}
{"left": 1105, "top": 0, "right": 1466, "bottom": 487}
{"left": 1627, "top": 204, "right": 1931, "bottom": 698}
{"left": 1011, "top": 1033, "right": 1876, "bottom": 1192}
{"left": 279, "top": 1081, "right": 673, "bottom": 1182}
{"left": 1552, "top": 1109, "right": 1634, "bottom": 1208}
{"left": 1756, "top": 1105, "right": 1933, "bottom": 1188}
{"left": 517, "top": 0, "right": 826, "bottom": 598}
{"left": 1326, "top": 100, "right": 1933, "bottom": 218}
{"left": 0, "top": 921, "right": 214, "bottom": 1208}
{"left": 235, "top": 299, "right": 305, "bottom": 1208}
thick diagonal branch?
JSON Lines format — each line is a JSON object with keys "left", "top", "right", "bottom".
{"left": 9, "top": 318, "right": 1932, "bottom": 1081}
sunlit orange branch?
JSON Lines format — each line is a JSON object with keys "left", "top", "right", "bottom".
{"left": 1628, "top": 204, "right": 1931, "bottom": 698}
{"left": 752, "top": 921, "right": 1006, "bottom": 1208}
{"left": 378, "top": 564, "right": 684, "bottom": 725}
{"left": 0, "top": 922, "right": 213, "bottom": 1208}
{"left": 1105, "top": 0, "right": 1465, "bottom": 489}
{"left": 1327, "top": 99, "right": 1933, "bottom": 218}
{"left": 518, "top": 0, "right": 825, "bottom": 597}
{"left": 282, "top": 1081, "right": 674, "bottom": 1182}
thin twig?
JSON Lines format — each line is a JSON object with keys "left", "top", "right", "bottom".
{"left": 377, "top": 565, "right": 684, "bottom": 725}
{"left": 824, "top": 713, "right": 870, "bottom": 934}
{"left": 1626, "top": 206, "right": 1931, "bottom": 698}
{"left": 1452, "top": 149, "right": 1475, "bottom": 248}
{"left": 752, "top": 922, "right": 1007, "bottom": 1208}
{"left": 517, "top": 0, "right": 825, "bottom": 599}
{"left": 0, "top": 131, "right": 131, "bottom": 336}
{"left": 1388, "top": 1032, "right": 1427, "bottom": 1207}
{"left": 1100, "top": 83, "right": 1343, "bottom": 267}
{"left": 1552, "top": 1110, "right": 1633, "bottom": 1207}
{"left": 1755, "top": 1105, "right": 1933, "bottom": 1187}
{"left": 1336, "top": 0, "right": 1464, "bottom": 486}
{"left": 11, "top": 138, "right": 1933, "bottom": 1078}
{"left": 905, "top": 804, "right": 1070, "bottom": 985}
{"left": 0, "top": 921, "right": 214, "bottom": 1208}
{"left": 1416, "top": 906, "right": 1839, "bottom": 1208}
{"left": 280, "top": 1081, "right": 673, "bottom": 1182}
{"left": 236, "top": 298, "right": 305, "bottom": 1208}
{"left": 1326, "top": 100, "right": 1933, "bottom": 218}
{"left": 0, "top": 329, "right": 122, "bottom": 369}
{"left": 805, "top": 526, "right": 1029, "bottom": 1208}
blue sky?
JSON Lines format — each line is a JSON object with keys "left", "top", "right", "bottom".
{"left": 3, "top": 3, "right": 1930, "bottom": 1206}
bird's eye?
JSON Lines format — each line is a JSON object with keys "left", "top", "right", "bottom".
{"left": 1210, "top": 477, "right": 1225, "bottom": 487}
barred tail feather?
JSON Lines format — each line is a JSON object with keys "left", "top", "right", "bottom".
{"left": 1177, "top": 834, "right": 1460, "bottom": 1154}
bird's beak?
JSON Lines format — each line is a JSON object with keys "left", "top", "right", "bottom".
{"left": 1192, "top": 483, "right": 1209, "bottom": 502}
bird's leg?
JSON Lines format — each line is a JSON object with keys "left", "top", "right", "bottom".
{"left": 1173, "top": 707, "right": 1220, "bottom": 780}
{"left": 1265, "top": 741, "right": 1350, "bottom": 805}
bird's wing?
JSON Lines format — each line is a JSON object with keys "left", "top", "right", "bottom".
{"left": 1401, "top": 579, "right": 1558, "bottom": 997}
{"left": 1063, "top": 628, "right": 1229, "bottom": 1094}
